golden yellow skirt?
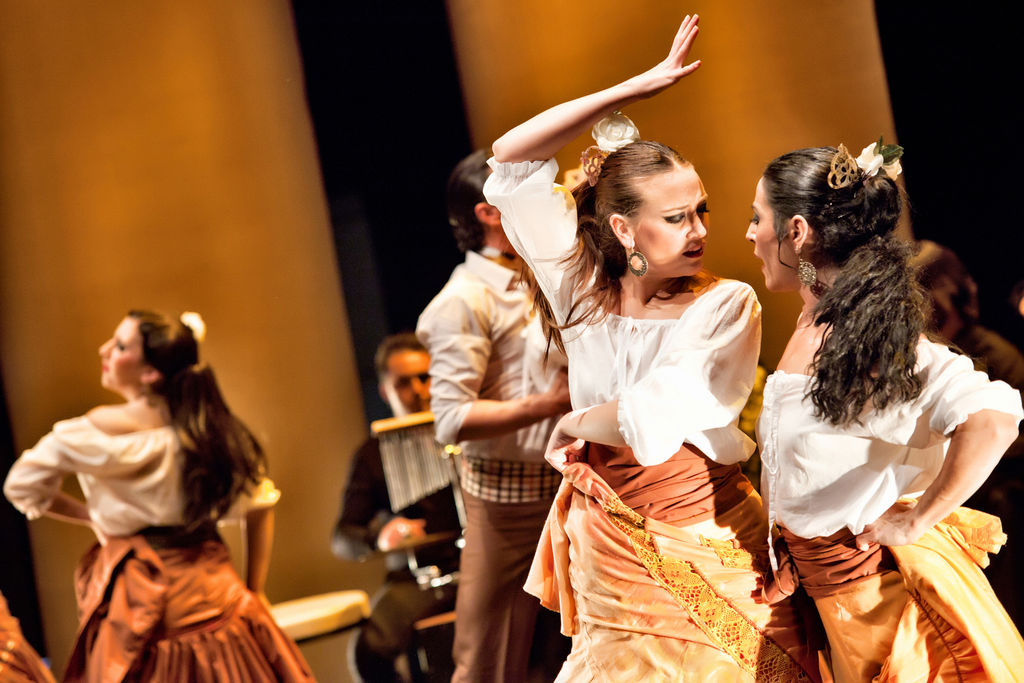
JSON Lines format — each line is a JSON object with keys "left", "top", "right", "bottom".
{"left": 810, "top": 508, "right": 1024, "bottom": 682}
{"left": 526, "top": 464, "right": 822, "bottom": 682}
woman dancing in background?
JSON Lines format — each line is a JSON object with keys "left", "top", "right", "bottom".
{"left": 746, "top": 142, "right": 1024, "bottom": 680}
{"left": 485, "top": 14, "right": 820, "bottom": 681}
{"left": 4, "top": 311, "right": 312, "bottom": 681}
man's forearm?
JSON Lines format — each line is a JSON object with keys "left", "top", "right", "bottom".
{"left": 456, "top": 393, "right": 565, "bottom": 441}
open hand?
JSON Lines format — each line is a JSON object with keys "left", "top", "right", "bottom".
{"left": 624, "top": 14, "right": 702, "bottom": 101}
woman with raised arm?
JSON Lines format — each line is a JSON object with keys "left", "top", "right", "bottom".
{"left": 4, "top": 311, "right": 313, "bottom": 682}
{"left": 485, "top": 15, "right": 821, "bottom": 681}
{"left": 746, "top": 143, "right": 1024, "bottom": 680}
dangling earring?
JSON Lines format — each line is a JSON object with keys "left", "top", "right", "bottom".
{"left": 796, "top": 257, "right": 817, "bottom": 288}
{"left": 796, "top": 252, "right": 827, "bottom": 297}
{"left": 627, "top": 250, "right": 648, "bottom": 277}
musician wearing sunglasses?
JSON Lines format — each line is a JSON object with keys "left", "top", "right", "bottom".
{"left": 332, "top": 333, "right": 462, "bottom": 682}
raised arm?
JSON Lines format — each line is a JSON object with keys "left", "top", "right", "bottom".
{"left": 491, "top": 14, "right": 701, "bottom": 163}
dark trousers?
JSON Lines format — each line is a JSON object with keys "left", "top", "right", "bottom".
{"left": 351, "top": 577, "right": 457, "bottom": 683}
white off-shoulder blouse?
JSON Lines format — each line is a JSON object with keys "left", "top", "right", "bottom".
{"left": 484, "top": 157, "right": 761, "bottom": 467}
{"left": 4, "top": 416, "right": 279, "bottom": 538}
{"left": 758, "top": 338, "right": 1024, "bottom": 561}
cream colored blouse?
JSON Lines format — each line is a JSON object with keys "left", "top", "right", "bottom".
{"left": 4, "top": 416, "right": 278, "bottom": 538}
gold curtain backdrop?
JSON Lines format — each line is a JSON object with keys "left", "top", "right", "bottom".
{"left": 446, "top": 0, "right": 903, "bottom": 366}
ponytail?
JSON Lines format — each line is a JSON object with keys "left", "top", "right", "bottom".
{"left": 809, "top": 236, "right": 925, "bottom": 424}
{"left": 129, "top": 310, "right": 266, "bottom": 529}
{"left": 164, "top": 365, "right": 265, "bottom": 530}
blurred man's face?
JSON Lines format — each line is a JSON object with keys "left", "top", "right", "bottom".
{"left": 381, "top": 349, "right": 431, "bottom": 416}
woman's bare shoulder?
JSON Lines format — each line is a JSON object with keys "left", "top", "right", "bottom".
{"left": 85, "top": 403, "right": 168, "bottom": 435}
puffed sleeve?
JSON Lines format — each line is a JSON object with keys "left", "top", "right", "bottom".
{"left": 484, "top": 158, "right": 578, "bottom": 324}
{"left": 416, "top": 287, "right": 493, "bottom": 446}
{"left": 871, "top": 340, "right": 1024, "bottom": 445}
{"left": 3, "top": 417, "right": 113, "bottom": 520}
{"left": 617, "top": 281, "right": 762, "bottom": 466}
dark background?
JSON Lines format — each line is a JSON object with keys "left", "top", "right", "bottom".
{"left": 289, "top": 0, "right": 469, "bottom": 422}
{"left": 875, "top": 4, "right": 1023, "bottom": 349}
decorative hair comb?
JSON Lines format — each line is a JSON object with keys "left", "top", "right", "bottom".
{"left": 828, "top": 137, "right": 904, "bottom": 189}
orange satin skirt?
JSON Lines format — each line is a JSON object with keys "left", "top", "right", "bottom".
{"left": 66, "top": 536, "right": 313, "bottom": 682}
{"left": 525, "top": 463, "right": 823, "bottom": 682}
{"left": 790, "top": 508, "right": 1024, "bottom": 682}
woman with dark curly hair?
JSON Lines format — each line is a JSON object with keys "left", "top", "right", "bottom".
{"left": 4, "top": 311, "right": 313, "bottom": 681}
{"left": 747, "top": 144, "right": 1024, "bottom": 680}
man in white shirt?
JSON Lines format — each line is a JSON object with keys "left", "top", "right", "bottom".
{"left": 416, "top": 150, "right": 571, "bottom": 682}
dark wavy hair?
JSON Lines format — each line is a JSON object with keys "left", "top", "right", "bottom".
{"left": 537, "top": 140, "right": 714, "bottom": 353}
{"left": 446, "top": 150, "right": 491, "bottom": 253}
{"left": 129, "top": 310, "right": 266, "bottom": 530}
{"left": 761, "top": 147, "right": 925, "bottom": 425}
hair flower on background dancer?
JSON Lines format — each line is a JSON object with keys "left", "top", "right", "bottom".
{"left": 179, "top": 310, "right": 206, "bottom": 342}
{"left": 484, "top": 13, "right": 822, "bottom": 680}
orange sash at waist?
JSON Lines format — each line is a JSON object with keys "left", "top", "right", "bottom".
{"left": 586, "top": 441, "right": 752, "bottom": 525}
{"left": 777, "top": 526, "right": 896, "bottom": 599}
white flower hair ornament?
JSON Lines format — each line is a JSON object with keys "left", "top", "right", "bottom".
{"left": 179, "top": 311, "right": 207, "bottom": 343}
{"left": 592, "top": 111, "right": 641, "bottom": 153}
{"left": 855, "top": 137, "right": 903, "bottom": 181}
{"left": 828, "top": 136, "right": 904, "bottom": 189}
{"left": 581, "top": 111, "right": 641, "bottom": 187}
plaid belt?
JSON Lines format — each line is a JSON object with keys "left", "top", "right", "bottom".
{"left": 458, "top": 455, "right": 562, "bottom": 503}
